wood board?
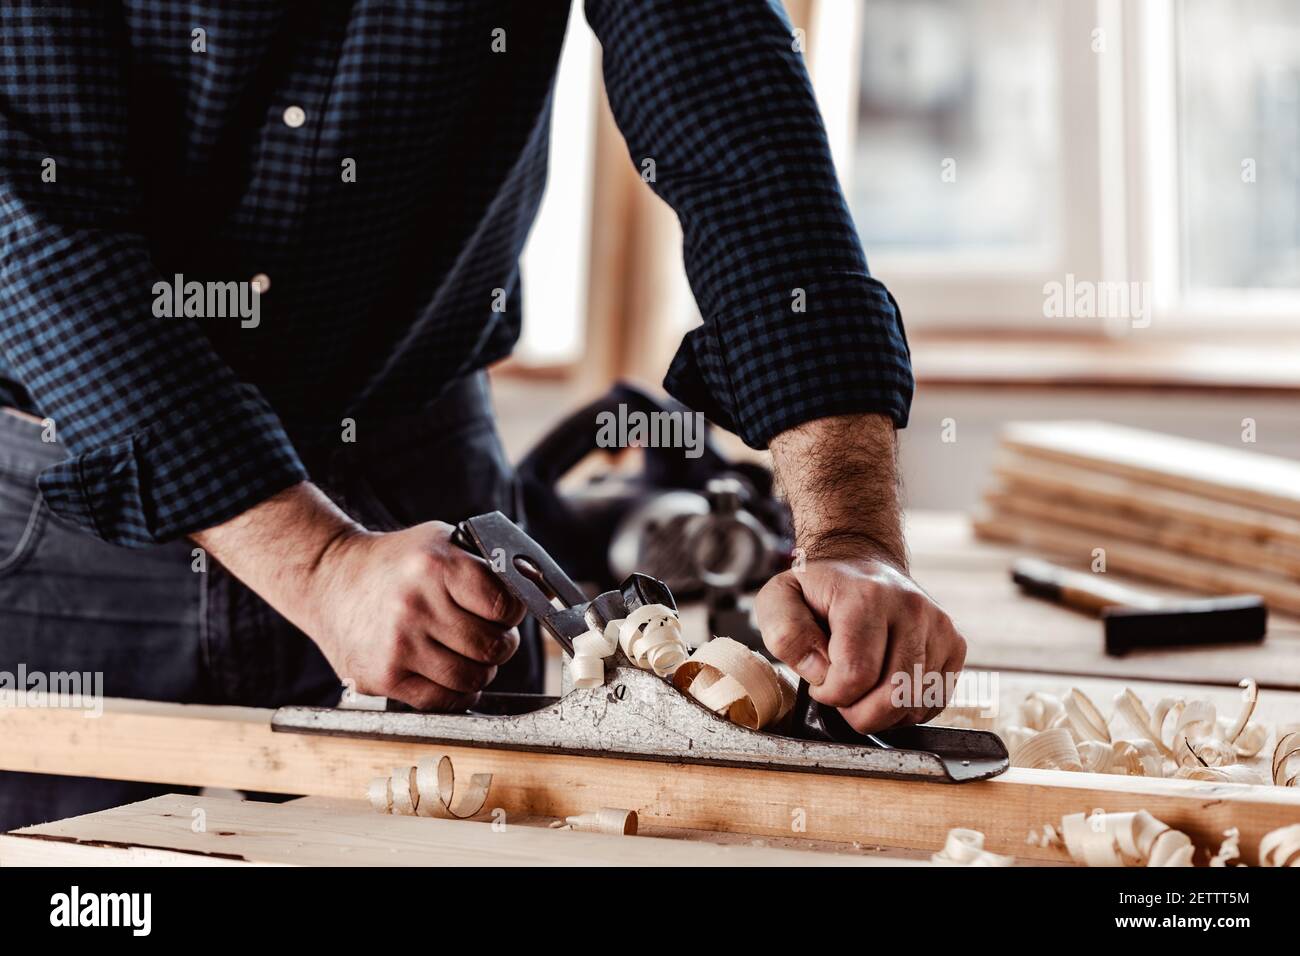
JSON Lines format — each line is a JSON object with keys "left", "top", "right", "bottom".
{"left": 972, "top": 511, "right": 1300, "bottom": 616}
{"left": 2, "top": 694, "right": 1298, "bottom": 865}
{"left": 1001, "top": 420, "right": 1300, "bottom": 519}
{"left": 984, "top": 488, "right": 1300, "bottom": 579}
{"left": 991, "top": 452, "right": 1300, "bottom": 551}
{"left": 0, "top": 794, "right": 901, "bottom": 867}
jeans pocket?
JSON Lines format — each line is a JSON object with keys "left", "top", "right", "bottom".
{"left": 0, "top": 465, "right": 46, "bottom": 580}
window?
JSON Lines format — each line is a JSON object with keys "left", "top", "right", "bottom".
{"left": 808, "top": 0, "right": 1300, "bottom": 332}
{"left": 1177, "top": 0, "right": 1300, "bottom": 293}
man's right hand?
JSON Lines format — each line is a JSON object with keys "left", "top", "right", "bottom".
{"left": 192, "top": 482, "right": 525, "bottom": 710}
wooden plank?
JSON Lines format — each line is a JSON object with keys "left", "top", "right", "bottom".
{"left": 973, "top": 510, "right": 1300, "bottom": 616}
{"left": 0, "top": 794, "right": 894, "bottom": 867}
{"left": 991, "top": 452, "right": 1300, "bottom": 550}
{"left": 985, "top": 489, "right": 1300, "bottom": 578}
{"left": 2, "top": 698, "right": 1298, "bottom": 864}
{"left": 1001, "top": 420, "right": 1300, "bottom": 518}
{"left": 906, "top": 512, "right": 1300, "bottom": 688}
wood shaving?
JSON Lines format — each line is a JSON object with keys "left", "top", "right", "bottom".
{"left": 1042, "top": 810, "right": 1194, "bottom": 867}
{"left": 672, "top": 636, "right": 796, "bottom": 730}
{"left": 949, "top": 677, "right": 1282, "bottom": 786}
{"left": 366, "top": 755, "right": 491, "bottom": 819}
{"left": 1011, "top": 726, "right": 1083, "bottom": 771}
{"left": 930, "top": 828, "right": 1013, "bottom": 867}
{"left": 1272, "top": 729, "right": 1300, "bottom": 786}
{"left": 1210, "top": 828, "right": 1241, "bottom": 867}
{"left": 570, "top": 620, "right": 621, "bottom": 689}
{"left": 619, "top": 604, "right": 689, "bottom": 677}
{"left": 556, "top": 807, "right": 639, "bottom": 836}
{"left": 571, "top": 605, "right": 689, "bottom": 688}
{"left": 415, "top": 755, "right": 492, "bottom": 819}
{"left": 1259, "top": 824, "right": 1300, "bottom": 867}
{"left": 390, "top": 765, "right": 418, "bottom": 816}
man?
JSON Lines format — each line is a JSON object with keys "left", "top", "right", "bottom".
{"left": 0, "top": 0, "right": 964, "bottom": 830}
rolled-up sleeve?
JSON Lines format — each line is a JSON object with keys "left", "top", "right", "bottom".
{"left": 584, "top": 0, "right": 914, "bottom": 447}
{"left": 0, "top": 3, "right": 306, "bottom": 547}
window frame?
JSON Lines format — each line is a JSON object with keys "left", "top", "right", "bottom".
{"left": 809, "top": 0, "right": 1300, "bottom": 335}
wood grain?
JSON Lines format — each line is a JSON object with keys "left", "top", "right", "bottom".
{"left": 2, "top": 697, "right": 1298, "bottom": 864}
{"left": 0, "top": 794, "right": 893, "bottom": 867}
{"left": 1002, "top": 420, "right": 1300, "bottom": 518}
{"left": 972, "top": 511, "right": 1300, "bottom": 616}
{"left": 991, "top": 452, "right": 1300, "bottom": 550}
{"left": 985, "top": 489, "right": 1300, "bottom": 579}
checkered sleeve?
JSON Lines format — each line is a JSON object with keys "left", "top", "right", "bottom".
{"left": 0, "top": 3, "right": 307, "bottom": 547}
{"left": 584, "top": 0, "right": 914, "bottom": 447}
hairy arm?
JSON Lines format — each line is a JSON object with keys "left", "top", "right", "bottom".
{"left": 770, "top": 413, "right": 906, "bottom": 568}
{"left": 757, "top": 414, "right": 966, "bottom": 731}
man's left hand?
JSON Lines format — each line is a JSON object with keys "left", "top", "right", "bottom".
{"left": 755, "top": 553, "right": 965, "bottom": 733}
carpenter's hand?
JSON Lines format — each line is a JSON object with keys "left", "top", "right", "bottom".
{"left": 192, "top": 483, "right": 526, "bottom": 713}
{"left": 755, "top": 555, "right": 966, "bottom": 733}
{"left": 308, "top": 521, "right": 525, "bottom": 710}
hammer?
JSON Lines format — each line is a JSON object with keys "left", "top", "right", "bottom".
{"left": 1010, "top": 558, "right": 1267, "bottom": 656}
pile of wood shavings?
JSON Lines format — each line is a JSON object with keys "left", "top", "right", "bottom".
{"left": 944, "top": 678, "right": 1298, "bottom": 786}
{"left": 936, "top": 818, "right": 1300, "bottom": 868}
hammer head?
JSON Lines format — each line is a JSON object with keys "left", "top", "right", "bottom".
{"left": 1102, "top": 594, "right": 1267, "bottom": 656}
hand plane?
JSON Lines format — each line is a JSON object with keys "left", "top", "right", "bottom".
{"left": 272, "top": 511, "right": 1008, "bottom": 783}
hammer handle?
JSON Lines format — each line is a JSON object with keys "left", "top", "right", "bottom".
{"left": 1011, "top": 558, "right": 1159, "bottom": 615}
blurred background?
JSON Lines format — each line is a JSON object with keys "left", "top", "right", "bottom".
{"left": 495, "top": 0, "right": 1300, "bottom": 510}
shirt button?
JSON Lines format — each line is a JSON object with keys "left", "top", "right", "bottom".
{"left": 250, "top": 273, "right": 271, "bottom": 294}
{"left": 282, "top": 105, "right": 306, "bottom": 128}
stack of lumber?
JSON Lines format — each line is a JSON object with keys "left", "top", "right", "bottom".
{"left": 972, "top": 421, "right": 1300, "bottom": 616}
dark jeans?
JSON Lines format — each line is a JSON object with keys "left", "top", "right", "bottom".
{"left": 0, "top": 373, "right": 539, "bottom": 830}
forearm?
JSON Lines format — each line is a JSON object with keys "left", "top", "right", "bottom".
{"left": 191, "top": 481, "right": 364, "bottom": 636}
{"left": 769, "top": 413, "right": 907, "bottom": 571}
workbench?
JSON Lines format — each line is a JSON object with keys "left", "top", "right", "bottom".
{"left": 2, "top": 512, "right": 1297, "bottom": 866}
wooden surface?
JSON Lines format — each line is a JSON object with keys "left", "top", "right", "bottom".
{"left": 0, "top": 794, "right": 902, "bottom": 867}
{"left": 908, "top": 512, "right": 1300, "bottom": 688}
{"left": 2, "top": 694, "right": 1298, "bottom": 865}
{"left": 910, "top": 335, "right": 1300, "bottom": 394}
{"left": 1002, "top": 420, "right": 1300, "bottom": 517}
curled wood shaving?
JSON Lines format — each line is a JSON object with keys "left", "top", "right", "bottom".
{"left": 366, "top": 756, "right": 491, "bottom": 819}
{"left": 930, "top": 828, "right": 1013, "bottom": 867}
{"left": 1175, "top": 762, "right": 1266, "bottom": 785}
{"left": 390, "top": 765, "right": 418, "bottom": 816}
{"left": 556, "top": 807, "right": 639, "bottom": 836}
{"left": 1011, "top": 727, "right": 1083, "bottom": 772}
{"left": 570, "top": 621, "right": 622, "bottom": 689}
{"left": 1064, "top": 688, "right": 1110, "bottom": 743}
{"left": 367, "top": 776, "right": 392, "bottom": 813}
{"left": 1260, "top": 824, "right": 1300, "bottom": 867}
{"left": 1210, "top": 828, "right": 1241, "bottom": 867}
{"left": 672, "top": 636, "right": 796, "bottom": 730}
{"left": 415, "top": 755, "right": 492, "bottom": 819}
{"left": 1272, "top": 729, "right": 1300, "bottom": 787}
{"left": 1053, "top": 810, "right": 1194, "bottom": 868}
{"left": 570, "top": 605, "right": 688, "bottom": 689}
{"left": 619, "top": 604, "right": 690, "bottom": 677}
{"left": 976, "top": 679, "right": 1281, "bottom": 786}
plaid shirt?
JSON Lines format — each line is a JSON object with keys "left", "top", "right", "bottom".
{"left": 0, "top": 0, "right": 912, "bottom": 548}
